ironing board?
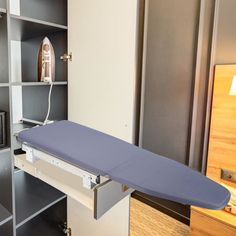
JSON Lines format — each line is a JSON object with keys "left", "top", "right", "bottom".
{"left": 18, "top": 120, "right": 230, "bottom": 210}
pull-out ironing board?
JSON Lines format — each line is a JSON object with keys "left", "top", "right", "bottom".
{"left": 17, "top": 120, "right": 229, "bottom": 208}
{"left": 15, "top": 121, "right": 230, "bottom": 236}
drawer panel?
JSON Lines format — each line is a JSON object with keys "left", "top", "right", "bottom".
{"left": 15, "top": 154, "right": 94, "bottom": 209}
{"left": 15, "top": 154, "right": 133, "bottom": 219}
{"left": 94, "top": 180, "right": 133, "bottom": 219}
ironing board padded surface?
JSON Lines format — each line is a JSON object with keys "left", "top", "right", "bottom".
{"left": 18, "top": 120, "right": 230, "bottom": 209}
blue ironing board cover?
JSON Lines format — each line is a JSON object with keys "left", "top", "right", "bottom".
{"left": 18, "top": 120, "right": 230, "bottom": 209}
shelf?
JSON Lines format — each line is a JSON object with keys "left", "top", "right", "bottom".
{"left": 12, "top": 81, "right": 68, "bottom": 87}
{"left": 0, "top": 148, "right": 10, "bottom": 154}
{"left": 17, "top": 214, "right": 64, "bottom": 236}
{"left": 10, "top": 15, "right": 67, "bottom": 41}
{"left": 0, "top": 83, "right": 9, "bottom": 87}
{"left": 0, "top": 8, "right": 6, "bottom": 13}
{"left": 0, "top": 204, "right": 12, "bottom": 227}
{"left": 13, "top": 122, "right": 35, "bottom": 136}
{"left": 15, "top": 171, "right": 66, "bottom": 228}
{"left": 22, "top": 86, "right": 68, "bottom": 122}
{"left": 14, "top": 167, "right": 23, "bottom": 174}
{"left": 19, "top": 0, "right": 67, "bottom": 27}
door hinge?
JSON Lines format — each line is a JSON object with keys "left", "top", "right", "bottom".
{"left": 60, "top": 53, "right": 72, "bottom": 62}
{"left": 59, "top": 222, "right": 72, "bottom": 236}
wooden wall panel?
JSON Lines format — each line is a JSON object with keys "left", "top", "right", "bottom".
{"left": 190, "top": 207, "right": 236, "bottom": 236}
{"left": 207, "top": 64, "right": 236, "bottom": 188}
{"left": 130, "top": 198, "right": 189, "bottom": 236}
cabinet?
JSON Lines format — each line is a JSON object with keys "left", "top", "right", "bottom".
{"left": 1, "top": 0, "right": 142, "bottom": 235}
{"left": 0, "top": 0, "right": 13, "bottom": 234}
{"left": 0, "top": 149, "right": 13, "bottom": 235}
{"left": 0, "top": 0, "right": 68, "bottom": 235}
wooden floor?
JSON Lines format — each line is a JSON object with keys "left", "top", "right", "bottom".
{"left": 130, "top": 198, "right": 190, "bottom": 236}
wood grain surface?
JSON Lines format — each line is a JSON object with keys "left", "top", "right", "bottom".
{"left": 207, "top": 65, "right": 236, "bottom": 188}
{"left": 190, "top": 65, "right": 236, "bottom": 236}
{"left": 130, "top": 198, "right": 189, "bottom": 236}
{"left": 190, "top": 207, "right": 236, "bottom": 236}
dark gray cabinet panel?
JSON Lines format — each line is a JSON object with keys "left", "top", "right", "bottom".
{"left": 20, "top": 0, "right": 67, "bottom": 26}
{"left": 15, "top": 172, "right": 65, "bottom": 227}
{"left": 0, "top": 149, "right": 12, "bottom": 212}
{"left": 0, "top": 88, "right": 10, "bottom": 147}
{"left": 17, "top": 199, "right": 66, "bottom": 236}
{"left": 0, "top": 14, "right": 8, "bottom": 83}
{"left": 0, "top": 221, "right": 13, "bottom": 236}
{"left": 138, "top": 0, "right": 216, "bottom": 222}
{"left": 189, "top": 0, "right": 215, "bottom": 171}
{"left": 141, "top": 0, "right": 200, "bottom": 165}
{"left": 22, "top": 86, "right": 67, "bottom": 122}
{"left": 215, "top": 0, "right": 236, "bottom": 63}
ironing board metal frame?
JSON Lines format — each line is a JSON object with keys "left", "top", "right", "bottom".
{"left": 22, "top": 143, "right": 100, "bottom": 189}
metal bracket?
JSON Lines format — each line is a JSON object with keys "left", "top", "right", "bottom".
{"left": 60, "top": 53, "right": 72, "bottom": 62}
{"left": 122, "top": 184, "right": 129, "bottom": 192}
{"left": 221, "top": 169, "right": 236, "bottom": 183}
{"left": 59, "top": 222, "right": 71, "bottom": 236}
{"left": 22, "top": 144, "right": 100, "bottom": 190}
{"left": 22, "top": 144, "right": 39, "bottom": 163}
{"left": 225, "top": 204, "right": 236, "bottom": 215}
{"left": 82, "top": 173, "right": 97, "bottom": 189}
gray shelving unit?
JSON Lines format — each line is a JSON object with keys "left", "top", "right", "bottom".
{"left": 0, "top": 204, "right": 12, "bottom": 227}
{"left": 12, "top": 81, "right": 68, "bottom": 86}
{"left": 17, "top": 199, "right": 67, "bottom": 236}
{"left": 15, "top": 172, "right": 66, "bottom": 228}
{"left": 17, "top": 216, "right": 64, "bottom": 236}
{"left": 0, "top": 83, "right": 10, "bottom": 87}
{"left": 10, "top": 15, "right": 67, "bottom": 41}
{"left": 0, "top": 0, "right": 68, "bottom": 235}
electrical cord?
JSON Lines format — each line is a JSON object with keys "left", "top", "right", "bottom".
{"left": 43, "top": 80, "right": 53, "bottom": 125}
